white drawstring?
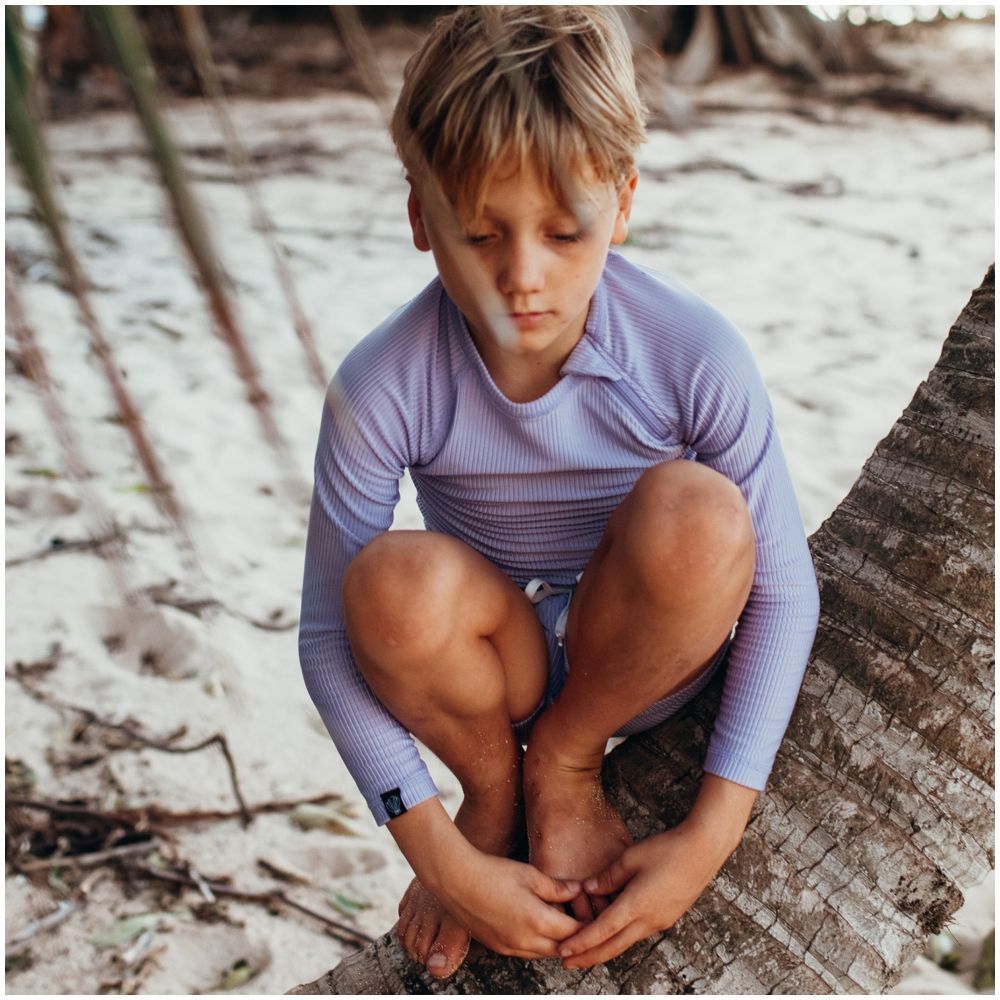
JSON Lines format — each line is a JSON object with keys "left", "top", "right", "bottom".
{"left": 525, "top": 575, "right": 583, "bottom": 647}
{"left": 524, "top": 577, "right": 575, "bottom": 605}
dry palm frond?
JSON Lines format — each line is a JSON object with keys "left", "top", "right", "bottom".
{"left": 175, "top": 5, "right": 327, "bottom": 390}
{"left": 329, "top": 5, "right": 392, "bottom": 121}
{"left": 5, "top": 21, "right": 193, "bottom": 552}
{"left": 5, "top": 258, "right": 136, "bottom": 603}
{"left": 85, "top": 6, "right": 301, "bottom": 487}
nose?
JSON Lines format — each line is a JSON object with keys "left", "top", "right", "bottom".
{"left": 497, "top": 237, "right": 544, "bottom": 297}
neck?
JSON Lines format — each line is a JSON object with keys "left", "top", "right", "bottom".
{"left": 464, "top": 306, "right": 591, "bottom": 403}
{"left": 489, "top": 360, "right": 562, "bottom": 403}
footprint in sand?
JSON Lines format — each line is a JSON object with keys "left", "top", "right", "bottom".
{"left": 138, "top": 922, "right": 273, "bottom": 994}
{"left": 6, "top": 481, "right": 81, "bottom": 518}
{"left": 278, "top": 842, "right": 389, "bottom": 880}
{"left": 95, "top": 603, "right": 227, "bottom": 681}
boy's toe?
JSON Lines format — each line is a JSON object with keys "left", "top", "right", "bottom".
{"left": 412, "top": 911, "right": 438, "bottom": 963}
{"left": 400, "top": 920, "right": 420, "bottom": 962}
{"left": 426, "top": 918, "right": 470, "bottom": 979}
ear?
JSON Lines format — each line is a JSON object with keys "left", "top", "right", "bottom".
{"left": 610, "top": 170, "right": 639, "bottom": 246}
{"left": 406, "top": 177, "right": 432, "bottom": 252}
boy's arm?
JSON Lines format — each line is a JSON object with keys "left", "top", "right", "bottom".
{"left": 673, "top": 303, "right": 821, "bottom": 793}
{"left": 299, "top": 364, "right": 439, "bottom": 825}
{"left": 388, "top": 798, "right": 585, "bottom": 958}
{"left": 562, "top": 298, "right": 818, "bottom": 965}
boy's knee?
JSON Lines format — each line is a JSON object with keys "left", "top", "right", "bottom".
{"left": 619, "top": 461, "right": 754, "bottom": 596}
{"left": 344, "top": 531, "right": 464, "bottom": 658}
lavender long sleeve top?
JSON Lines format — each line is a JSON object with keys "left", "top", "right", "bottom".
{"left": 299, "top": 252, "right": 820, "bottom": 825}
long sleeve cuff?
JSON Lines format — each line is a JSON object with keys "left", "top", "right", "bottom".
{"left": 365, "top": 768, "right": 440, "bottom": 827}
{"left": 702, "top": 747, "right": 772, "bottom": 792}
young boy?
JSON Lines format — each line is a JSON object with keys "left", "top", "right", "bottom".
{"left": 299, "top": 5, "right": 819, "bottom": 980}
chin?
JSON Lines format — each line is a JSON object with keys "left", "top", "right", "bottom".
{"left": 509, "top": 335, "right": 556, "bottom": 355}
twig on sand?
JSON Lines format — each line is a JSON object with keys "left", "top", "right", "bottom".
{"left": 188, "top": 866, "right": 217, "bottom": 903}
{"left": 5, "top": 900, "right": 79, "bottom": 959}
{"left": 133, "top": 864, "right": 374, "bottom": 949}
{"left": 158, "top": 732, "right": 251, "bottom": 825}
{"left": 243, "top": 614, "right": 299, "bottom": 632}
{"left": 5, "top": 529, "right": 125, "bottom": 567}
{"left": 6, "top": 791, "right": 346, "bottom": 832}
{"left": 17, "top": 840, "right": 158, "bottom": 872}
{"left": 143, "top": 580, "right": 299, "bottom": 630}
{"left": 257, "top": 857, "right": 312, "bottom": 885}
{"left": 5, "top": 675, "right": 252, "bottom": 824}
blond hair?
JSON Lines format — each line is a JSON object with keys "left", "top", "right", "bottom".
{"left": 391, "top": 6, "right": 647, "bottom": 219}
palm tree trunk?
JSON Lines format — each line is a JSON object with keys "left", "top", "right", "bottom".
{"left": 291, "top": 267, "right": 994, "bottom": 995}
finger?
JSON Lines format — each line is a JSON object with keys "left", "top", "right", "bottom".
{"left": 583, "top": 857, "right": 631, "bottom": 898}
{"left": 558, "top": 899, "right": 631, "bottom": 959}
{"left": 561, "top": 923, "right": 647, "bottom": 970}
{"left": 533, "top": 874, "right": 582, "bottom": 904}
{"left": 570, "top": 891, "right": 595, "bottom": 922}
{"left": 528, "top": 898, "right": 584, "bottom": 940}
{"left": 501, "top": 932, "right": 583, "bottom": 961}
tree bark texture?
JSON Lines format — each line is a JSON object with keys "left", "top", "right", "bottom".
{"left": 291, "top": 268, "right": 994, "bottom": 995}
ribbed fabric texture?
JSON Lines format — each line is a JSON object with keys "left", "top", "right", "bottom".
{"left": 299, "top": 252, "right": 820, "bottom": 825}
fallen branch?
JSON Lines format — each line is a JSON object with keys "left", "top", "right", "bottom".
{"left": 243, "top": 614, "right": 299, "bottom": 632}
{"left": 6, "top": 791, "right": 345, "bottom": 831}
{"left": 143, "top": 582, "right": 221, "bottom": 618}
{"left": 6, "top": 675, "right": 250, "bottom": 823}
{"left": 5, "top": 529, "right": 126, "bottom": 568}
{"left": 17, "top": 839, "right": 157, "bottom": 872}
{"left": 143, "top": 580, "right": 298, "bottom": 631}
{"left": 257, "top": 857, "right": 312, "bottom": 886}
{"left": 160, "top": 732, "right": 251, "bottom": 824}
{"left": 133, "top": 864, "right": 373, "bottom": 950}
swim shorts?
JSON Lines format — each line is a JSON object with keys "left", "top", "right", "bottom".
{"left": 512, "top": 576, "right": 734, "bottom": 744}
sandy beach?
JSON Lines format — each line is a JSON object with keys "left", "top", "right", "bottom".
{"left": 5, "top": 14, "right": 994, "bottom": 995}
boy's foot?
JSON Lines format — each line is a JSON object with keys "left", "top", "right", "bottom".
{"left": 397, "top": 877, "right": 471, "bottom": 978}
{"left": 523, "top": 747, "right": 632, "bottom": 919}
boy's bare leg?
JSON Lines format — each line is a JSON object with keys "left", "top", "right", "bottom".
{"left": 523, "top": 461, "right": 755, "bottom": 918}
{"left": 344, "top": 531, "right": 550, "bottom": 976}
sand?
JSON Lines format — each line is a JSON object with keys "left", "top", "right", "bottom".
{"left": 5, "top": 15, "right": 994, "bottom": 996}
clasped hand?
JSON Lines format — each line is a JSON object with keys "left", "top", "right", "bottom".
{"left": 432, "top": 851, "right": 584, "bottom": 960}
{"left": 555, "top": 823, "right": 728, "bottom": 969}
{"left": 439, "top": 823, "right": 728, "bottom": 970}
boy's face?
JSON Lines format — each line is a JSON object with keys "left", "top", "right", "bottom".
{"left": 407, "top": 158, "right": 637, "bottom": 382}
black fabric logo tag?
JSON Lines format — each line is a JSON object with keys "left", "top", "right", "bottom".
{"left": 381, "top": 788, "right": 406, "bottom": 818}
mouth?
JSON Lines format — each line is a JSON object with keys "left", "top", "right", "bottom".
{"left": 508, "top": 311, "right": 549, "bottom": 330}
